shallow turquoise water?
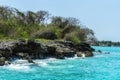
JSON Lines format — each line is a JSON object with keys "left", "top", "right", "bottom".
{"left": 1, "top": 46, "right": 120, "bottom": 80}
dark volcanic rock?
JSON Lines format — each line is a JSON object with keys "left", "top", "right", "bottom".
{"left": 77, "top": 52, "right": 83, "bottom": 57}
{"left": 12, "top": 39, "right": 48, "bottom": 59}
{"left": 84, "top": 51, "right": 93, "bottom": 57}
{"left": 75, "top": 42, "right": 94, "bottom": 57}
{"left": 0, "top": 39, "right": 95, "bottom": 65}
{"left": 75, "top": 42, "right": 95, "bottom": 52}
{"left": 77, "top": 51, "right": 93, "bottom": 57}
{"left": 46, "top": 43, "right": 75, "bottom": 59}
{"left": 46, "top": 45, "right": 56, "bottom": 57}
{"left": 56, "top": 47, "right": 75, "bottom": 59}
{"left": 0, "top": 57, "right": 5, "bottom": 66}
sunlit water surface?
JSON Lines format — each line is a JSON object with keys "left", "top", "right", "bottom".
{"left": 1, "top": 46, "right": 120, "bottom": 80}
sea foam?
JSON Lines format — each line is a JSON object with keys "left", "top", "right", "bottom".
{"left": 2, "top": 60, "right": 35, "bottom": 72}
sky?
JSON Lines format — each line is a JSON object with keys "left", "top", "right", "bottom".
{"left": 0, "top": 0, "right": 120, "bottom": 41}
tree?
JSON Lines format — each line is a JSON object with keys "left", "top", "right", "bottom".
{"left": 81, "top": 27, "right": 97, "bottom": 42}
{"left": 65, "top": 17, "right": 80, "bottom": 26}
{"left": 16, "top": 9, "right": 26, "bottom": 25}
{"left": 81, "top": 28, "right": 94, "bottom": 35}
{"left": 51, "top": 16, "right": 80, "bottom": 28}
{"left": 36, "top": 11, "right": 49, "bottom": 24}
{"left": 51, "top": 16, "right": 64, "bottom": 28}
{"left": 25, "top": 11, "right": 36, "bottom": 24}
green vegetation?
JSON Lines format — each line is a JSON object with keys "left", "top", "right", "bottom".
{"left": 35, "top": 39, "right": 53, "bottom": 43}
{"left": 0, "top": 6, "right": 96, "bottom": 44}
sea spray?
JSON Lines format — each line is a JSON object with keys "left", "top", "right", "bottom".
{"left": 65, "top": 54, "right": 82, "bottom": 60}
{"left": 2, "top": 60, "right": 35, "bottom": 72}
{"left": 81, "top": 54, "right": 85, "bottom": 58}
{"left": 1, "top": 46, "right": 120, "bottom": 80}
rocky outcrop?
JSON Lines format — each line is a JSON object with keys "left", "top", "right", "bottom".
{"left": 0, "top": 39, "right": 94, "bottom": 66}
{"left": 77, "top": 51, "right": 93, "bottom": 57}
{"left": 55, "top": 46, "right": 75, "bottom": 59}
{"left": 0, "top": 57, "right": 5, "bottom": 66}
{"left": 45, "top": 42, "right": 75, "bottom": 59}
{"left": 75, "top": 42, "right": 95, "bottom": 52}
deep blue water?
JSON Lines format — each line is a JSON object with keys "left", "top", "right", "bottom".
{"left": 1, "top": 46, "right": 120, "bottom": 80}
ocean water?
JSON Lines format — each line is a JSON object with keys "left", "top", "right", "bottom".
{"left": 1, "top": 46, "right": 120, "bottom": 80}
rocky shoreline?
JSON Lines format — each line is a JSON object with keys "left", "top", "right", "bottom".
{"left": 0, "top": 39, "right": 95, "bottom": 66}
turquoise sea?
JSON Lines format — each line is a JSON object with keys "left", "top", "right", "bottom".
{"left": 1, "top": 46, "right": 120, "bottom": 80}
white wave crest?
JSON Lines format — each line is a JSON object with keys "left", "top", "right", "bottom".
{"left": 47, "top": 58, "right": 58, "bottom": 61}
{"left": 65, "top": 54, "right": 82, "bottom": 60}
{"left": 3, "top": 60, "right": 34, "bottom": 72}
{"left": 6, "top": 64, "right": 30, "bottom": 71}
{"left": 37, "top": 61, "right": 48, "bottom": 67}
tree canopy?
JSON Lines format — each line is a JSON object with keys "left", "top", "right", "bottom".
{"left": 0, "top": 6, "right": 96, "bottom": 44}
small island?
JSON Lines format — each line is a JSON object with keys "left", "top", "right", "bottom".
{"left": 1, "top": 1, "right": 120, "bottom": 80}
{"left": 0, "top": 6, "right": 95, "bottom": 65}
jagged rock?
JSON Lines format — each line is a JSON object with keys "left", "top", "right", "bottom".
{"left": 4, "top": 60, "right": 10, "bottom": 65}
{"left": 17, "top": 53, "right": 25, "bottom": 57}
{"left": 56, "top": 46, "right": 75, "bottom": 59}
{"left": 0, "top": 40, "right": 95, "bottom": 66}
{"left": 75, "top": 42, "right": 95, "bottom": 52}
{"left": 46, "top": 42, "right": 75, "bottom": 59}
{"left": 16, "top": 53, "right": 29, "bottom": 59}
{"left": 84, "top": 51, "right": 93, "bottom": 57}
{"left": 25, "top": 56, "right": 35, "bottom": 64}
{"left": 46, "top": 45, "right": 56, "bottom": 57}
{"left": 55, "top": 40, "right": 74, "bottom": 48}
{"left": 19, "top": 38, "right": 26, "bottom": 43}
{"left": 0, "top": 57, "right": 5, "bottom": 66}
{"left": 56, "top": 52, "right": 64, "bottom": 59}
{"left": 0, "top": 42, "right": 14, "bottom": 60}
{"left": 77, "top": 52, "right": 84, "bottom": 57}
{"left": 77, "top": 51, "right": 93, "bottom": 57}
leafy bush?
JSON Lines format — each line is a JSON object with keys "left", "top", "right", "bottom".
{"left": 35, "top": 30, "right": 57, "bottom": 40}
{"left": 64, "top": 31, "right": 81, "bottom": 44}
{"left": 20, "top": 31, "right": 29, "bottom": 38}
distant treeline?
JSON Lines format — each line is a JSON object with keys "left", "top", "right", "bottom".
{"left": 92, "top": 41, "right": 120, "bottom": 46}
{"left": 0, "top": 6, "right": 96, "bottom": 44}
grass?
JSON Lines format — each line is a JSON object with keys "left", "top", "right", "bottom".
{"left": 0, "top": 38, "right": 16, "bottom": 42}
{"left": 35, "top": 38, "right": 53, "bottom": 43}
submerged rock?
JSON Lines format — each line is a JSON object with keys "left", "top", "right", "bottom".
{"left": 104, "top": 52, "right": 110, "bottom": 54}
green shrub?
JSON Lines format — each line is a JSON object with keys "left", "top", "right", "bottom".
{"left": 52, "top": 27, "right": 62, "bottom": 39}
{"left": 0, "top": 34, "right": 6, "bottom": 39}
{"left": 34, "top": 27, "right": 57, "bottom": 40}
{"left": 64, "top": 31, "right": 81, "bottom": 44}
{"left": 20, "top": 31, "right": 29, "bottom": 38}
